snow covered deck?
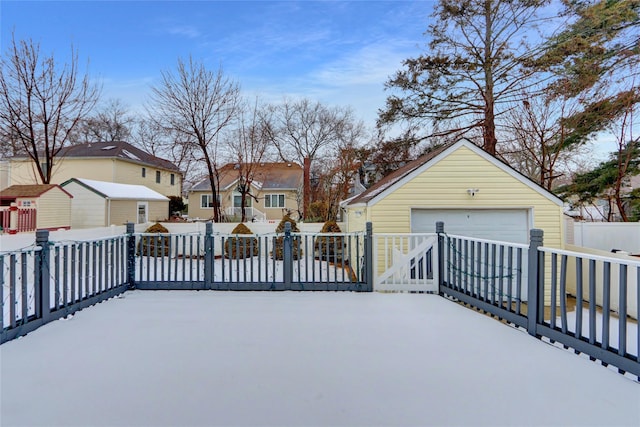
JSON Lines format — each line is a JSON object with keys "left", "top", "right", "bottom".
{"left": 1, "top": 291, "right": 638, "bottom": 426}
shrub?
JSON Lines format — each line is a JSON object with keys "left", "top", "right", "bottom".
{"left": 224, "top": 223, "right": 259, "bottom": 259}
{"left": 168, "top": 196, "right": 186, "bottom": 215}
{"left": 272, "top": 214, "right": 302, "bottom": 260}
{"left": 314, "top": 220, "right": 344, "bottom": 262}
{"left": 138, "top": 222, "right": 170, "bottom": 256}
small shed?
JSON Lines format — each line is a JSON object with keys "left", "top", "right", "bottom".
{"left": 0, "top": 184, "right": 73, "bottom": 231}
{"left": 61, "top": 178, "right": 169, "bottom": 228}
{"left": 344, "top": 139, "right": 565, "bottom": 248}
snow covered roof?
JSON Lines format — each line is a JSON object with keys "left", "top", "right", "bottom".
{"left": 62, "top": 178, "right": 169, "bottom": 201}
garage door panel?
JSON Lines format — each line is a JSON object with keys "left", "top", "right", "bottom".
{"left": 411, "top": 209, "right": 529, "bottom": 244}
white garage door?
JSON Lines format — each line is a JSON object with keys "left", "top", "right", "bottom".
{"left": 411, "top": 209, "right": 530, "bottom": 244}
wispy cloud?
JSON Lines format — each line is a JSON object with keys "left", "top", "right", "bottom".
{"left": 167, "top": 25, "right": 202, "bottom": 39}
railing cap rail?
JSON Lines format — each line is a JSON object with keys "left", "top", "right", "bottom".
{"left": 539, "top": 246, "right": 640, "bottom": 266}
{"left": 444, "top": 233, "right": 529, "bottom": 249}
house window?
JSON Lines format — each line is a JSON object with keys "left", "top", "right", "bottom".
{"left": 264, "top": 194, "right": 285, "bottom": 208}
{"left": 200, "top": 194, "right": 220, "bottom": 208}
{"left": 170, "top": 174, "right": 175, "bottom": 186}
{"left": 156, "top": 171, "right": 161, "bottom": 183}
{"left": 233, "top": 192, "right": 252, "bottom": 208}
{"left": 142, "top": 167, "right": 146, "bottom": 178}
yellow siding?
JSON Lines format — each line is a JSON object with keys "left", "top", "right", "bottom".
{"left": 355, "top": 146, "right": 563, "bottom": 248}
{"left": 189, "top": 189, "right": 299, "bottom": 221}
{"left": 113, "top": 161, "right": 181, "bottom": 197}
{"left": 9, "top": 158, "right": 182, "bottom": 198}
{"left": 33, "top": 187, "right": 72, "bottom": 230}
{"left": 148, "top": 201, "right": 169, "bottom": 222}
{"left": 107, "top": 200, "right": 169, "bottom": 226}
{"left": 109, "top": 200, "right": 138, "bottom": 226}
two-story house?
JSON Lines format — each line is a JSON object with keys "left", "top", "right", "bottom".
{"left": 5, "top": 141, "right": 183, "bottom": 198}
{"left": 189, "top": 162, "right": 303, "bottom": 221}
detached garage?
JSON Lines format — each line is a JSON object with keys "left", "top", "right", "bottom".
{"left": 344, "top": 139, "right": 564, "bottom": 248}
{"left": 61, "top": 178, "right": 169, "bottom": 229}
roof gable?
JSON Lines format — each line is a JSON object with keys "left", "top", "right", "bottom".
{"left": 191, "top": 162, "right": 303, "bottom": 192}
{"left": 0, "top": 184, "right": 73, "bottom": 199}
{"left": 347, "top": 139, "right": 563, "bottom": 207}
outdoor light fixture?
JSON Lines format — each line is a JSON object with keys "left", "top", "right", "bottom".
{"left": 467, "top": 188, "right": 480, "bottom": 197}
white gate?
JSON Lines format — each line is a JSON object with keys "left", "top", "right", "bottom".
{"left": 373, "top": 234, "right": 438, "bottom": 292}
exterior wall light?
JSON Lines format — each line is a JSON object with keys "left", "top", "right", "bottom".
{"left": 467, "top": 188, "right": 480, "bottom": 197}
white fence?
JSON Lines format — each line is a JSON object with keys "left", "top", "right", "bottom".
{"left": 570, "top": 221, "right": 640, "bottom": 254}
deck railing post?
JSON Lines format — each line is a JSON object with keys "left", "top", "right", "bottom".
{"left": 35, "top": 229, "right": 51, "bottom": 321}
{"left": 283, "top": 222, "right": 292, "bottom": 289}
{"left": 204, "top": 222, "right": 213, "bottom": 290}
{"left": 527, "top": 229, "right": 544, "bottom": 337}
{"left": 126, "top": 222, "right": 136, "bottom": 289}
{"left": 364, "top": 222, "right": 373, "bottom": 292}
{"left": 436, "top": 221, "right": 445, "bottom": 295}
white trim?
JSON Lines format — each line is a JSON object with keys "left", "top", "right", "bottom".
{"left": 362, "top": 139, "right": 564, "bottom": 208}
{"left": 264, "top": 193, "right": 286, "bottom": 208}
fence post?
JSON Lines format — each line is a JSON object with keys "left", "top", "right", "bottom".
{"left": 283, "top": 222, "right": 292, "bottom": 289}
{"left": 204, "top": 222, "right": 213, "bottom": 290}
{"left": 527, "top": 229, "right": 544, "bottom": 337}
{"left": 35, "top": 229, "right": 50, "bottom": 321}
{"left": 436, "top": 221, "right": 445, "bottom": 295}
{"left": 360, "top": 222, "right": 374, "bottom": 292}
{"left": 126, "top": 222, "right": 136, "bottom": 289}
{"left": 8, "top": 203, "right": 18, "bottom": 234}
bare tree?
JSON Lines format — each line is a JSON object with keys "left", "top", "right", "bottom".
{"left": 0, "top": 36, "right": 99, "bottom": 183}
{"left": 270, "top": 98, "right": 359, "bottom": 218}
{"left": 501, "top": 90, "right": 589, "bottom": 190}
{"left": 132, "top": 117, "right": 203, "bottom": 191}
{"left": 271, "top": 98, "right": 355, "bottom": 164}
{"left": 225, "top": 98, "right": 273, "bottom": 222}
{"left": 379, "top": 0, "right": 550, "bottom": 155}
{"left": 609, "top": 87, "right": 640, "bottom": 221}
{"left": 147, "top": 57, "right": 241, "bottom": 222}
{"left": 73, "top": 98, "right": 134, "bottom": 142}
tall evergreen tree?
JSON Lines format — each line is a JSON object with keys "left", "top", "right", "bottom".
{"left": 379, "top": 0, "right": 549, "bottom": 155}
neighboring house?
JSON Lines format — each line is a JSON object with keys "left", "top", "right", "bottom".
{"left": 61, "top": 178, "right": 169, "bottom": 228}
{"left": 189, "top": 162, "right": 303, "bottom": 222}
{"left": 0, "top": 160, "right": 9, "bottom": 191}
{"left": 343, "top": 139, "right": 565, "bottom": 248}
{"left": 564, "top": 174, "right": 640, "bottom": 222}
{"left": 6, "top": 141, "right": 183, "bottom": 198}
{"left": 0, "top": 184, "right": 73, "bottom": 231}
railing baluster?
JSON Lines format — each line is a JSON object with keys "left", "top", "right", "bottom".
{"left": 560, "top": 254, "right": 567, "bottom": 334}
{"left": 21, "top": 253, "right": 28, "bottom": 321}
{"left": 618, "top": 264, "right": 627, "bottom": 358}
{"left": 576, "top": 257, "right": 583, "bottom": 339}
{"left": 516, "top": 248, "right": 522, "bottom": 315}
{"left": 588, "top": 259, "right": 597, "bottom": 346}
{"left": 10, "top": 254, "right": 16, "bottom": 328}
{"left": 550, "top": 253, "right": 557, "bottom": 329}
{"left": 602, "top": 262, "right": 611, "bottom": 350}
{"left": 483, "top": 242, "right": 489, "bottom": 301}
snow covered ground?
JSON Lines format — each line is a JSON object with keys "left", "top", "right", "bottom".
{"left": 1, "top": 291, "right": 638, "bottom": 427}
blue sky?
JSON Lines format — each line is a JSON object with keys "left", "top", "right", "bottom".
{"left": 2, "top": 1, "right": 433, "bottom": 128}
